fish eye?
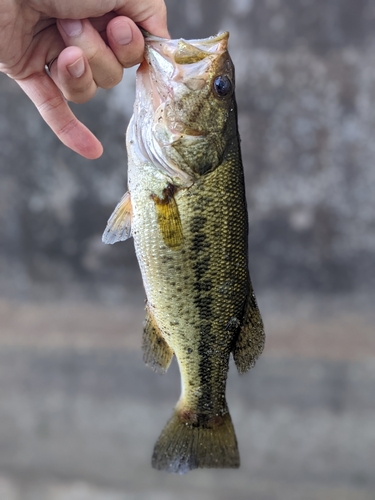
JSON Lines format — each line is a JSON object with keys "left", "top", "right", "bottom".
{"left": 213, "top": 75, "right": 233, "bottom": 97}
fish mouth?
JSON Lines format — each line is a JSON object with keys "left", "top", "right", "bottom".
{"left": 142, "top": 31, "right": 229, "bottom": 56}
{"left": 144, "top": 31, "right": 229, "bottom": 90}
{"left": 133, "top": 32, "right": 230, "bottom": 185}
{"left": 138, "top": 32, "right": 229, "bottom": 134}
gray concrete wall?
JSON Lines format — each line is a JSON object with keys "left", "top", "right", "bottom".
{"left": 0, "top": 2, "right": 375, "bottom": 499}
{"left": 1, "top": 0, "right": 375, "bottom": 300}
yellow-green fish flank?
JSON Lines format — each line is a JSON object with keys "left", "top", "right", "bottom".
{"left": 103, "top": 31, "right": 265, "bottom": 474}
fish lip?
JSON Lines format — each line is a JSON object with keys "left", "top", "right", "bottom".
{"left": 143, "top": 31, "right": 229, "bottom": 67}
{"left": 142, "top": 30, "right": 229, "bottom": 47}
{"left": 134, "top": 31, "right": 229, "bottom": 183}
{"left": 141, "top": 31, "right": 230, "bottom": 114}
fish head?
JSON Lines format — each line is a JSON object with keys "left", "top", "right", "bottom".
{"left": 135, "top": 32, "right": 237, "bottom": 182}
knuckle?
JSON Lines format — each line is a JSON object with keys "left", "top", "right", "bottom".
{"left": 98, "top": 69, "right": 123, "bottom": 89}
{"left": 110, "top": 35, "right": 143, "bottom": 69}
{"left": 57, "top": 117, "right": 77, "bottom": 137}
{"left": 37, "top": 94, "right": 65, "bottom": 114}
{"left": 122, "top": 55, "right": 143, "bottom": 69}
{"left": 115, "top": 47, "right": 143, "bottom": 69}
{"left": 85, "top": 45, "right": 104, "bottom": 66}
{"left": 63, "top": 83, "right": 97, "bottom": 104}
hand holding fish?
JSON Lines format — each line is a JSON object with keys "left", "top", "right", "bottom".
{"left": 0, "top": 0, "right": 168, "bottom": 158}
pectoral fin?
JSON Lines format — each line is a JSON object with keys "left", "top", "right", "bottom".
{"left": 143, "top": 305, "right": 174, "bottom": 374}
{"left": 232, "top": 287, "right": 265, "bottom": 374}
{"left": 151, "top": 184, "right": 183, "bottom": 250}
{"left": 102, "top": 191, "right": 132, "bottom": 244}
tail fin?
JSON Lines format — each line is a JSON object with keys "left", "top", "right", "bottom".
{"left": 152, "top": 409, "right": 240, "bottom": 474}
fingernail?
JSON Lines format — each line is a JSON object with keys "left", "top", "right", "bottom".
{"left": 59, "top": 19, "right": 83, "bottom": 37}
{"left": 111, "top": 21, "right": 133, "bottom": 45}
{"left": 67, "top": 57, "right": 85, "bottom": 78}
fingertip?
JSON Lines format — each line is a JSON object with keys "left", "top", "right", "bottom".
{"left": 139, "top": 1, "right": 170, "bottom": 39}
{"left": 52, "top": 47, "right": 97, "bottom": 104}
{"left": 66, "top": 57, "right": 85, "bottom": 79}
{"left": 17, "top": 73, "right": 103, "bottom": 160}
{"left": 114, "top": 0, "right": 169, "bottom": 39}
{"left": 68, "top": 128, "right": 103, "bottom": 159}
{"left": 108, "top": 17, "right": 134, "bottom": 46}
{"left": 141, "top": 21, "right": 170, "bottom": 40}
{"left": 55, "top": 46, "right": 86, "bottom": 75}
{"left": 107, "top": 17, "right": 145, "bottom": 67}
{"left": 57, "top": 19, "right": 124, "bottom": 90}
{"left": 81, "top": 139, "right": 104, "bottom": 160}
{"left": 53, "top": 113, "right": 104, "bottom": 159}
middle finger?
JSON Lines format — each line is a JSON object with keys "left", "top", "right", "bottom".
{"left": 57, "top": 18, "right": 124, "bottom": 89}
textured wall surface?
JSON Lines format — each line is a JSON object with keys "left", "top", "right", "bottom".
{"left": 0, "top": 2, "right": 375, "bottom": 498}
{"left": 1, "top": 0, "right": 374, "bottom": 300}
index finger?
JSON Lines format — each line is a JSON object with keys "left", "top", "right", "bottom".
{"left": 17, "top": 72, "right": 103, "bottom": 159}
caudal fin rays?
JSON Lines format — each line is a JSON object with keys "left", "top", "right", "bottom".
{"left": 152, "top": 408, "right": 239, "bottom": 474}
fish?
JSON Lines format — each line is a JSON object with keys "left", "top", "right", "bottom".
{"left": 103, "top": 31, "right": 265, "bottom": 474}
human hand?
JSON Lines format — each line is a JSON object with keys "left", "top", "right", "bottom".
{"left": 0, "top": 1, "right": 168, "bottom": 159}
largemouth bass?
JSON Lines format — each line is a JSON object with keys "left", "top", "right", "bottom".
{"left": 103, "top": 31, "right": 265, "bottom": 474}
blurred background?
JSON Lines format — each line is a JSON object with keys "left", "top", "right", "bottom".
{"left": 1, "top": 0, "right": 375, "bottom": 498}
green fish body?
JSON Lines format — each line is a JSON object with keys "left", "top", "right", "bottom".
{"left": 103, "top": 32, "right": 265, "bottom": 474}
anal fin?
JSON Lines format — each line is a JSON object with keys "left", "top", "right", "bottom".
{"left": 143, "top": 305, "right": 174, "bottom": 374}
{"left": 232, "top": 287, "right": 265, "bottom": 374}
{"left": 102, "top": 191, "right": 132, "bottom": 244}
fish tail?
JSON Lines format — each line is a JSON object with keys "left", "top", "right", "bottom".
{"left": 152, "top": 406, "right": 239, "bottom": 474}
